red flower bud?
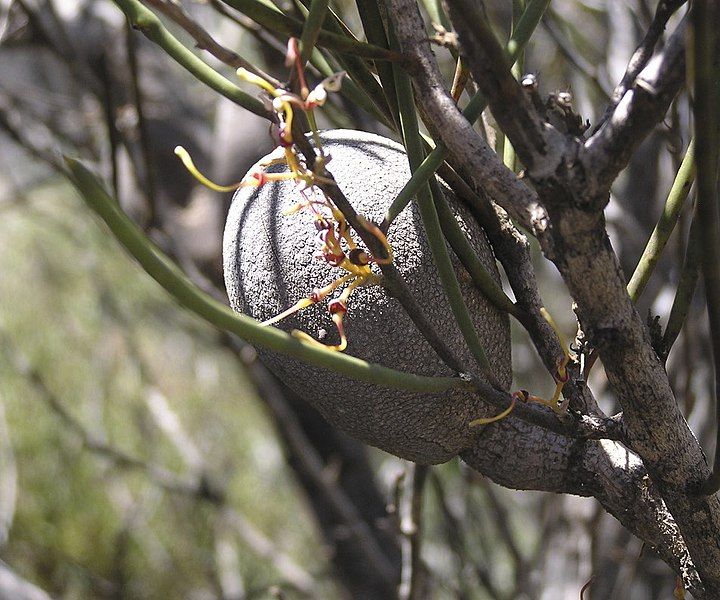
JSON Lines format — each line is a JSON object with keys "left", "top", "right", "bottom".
{"left": 328, "top": 299, "right": 347, "bottom": 315}
{"left": 348, "top": 248, "right": 370, "bottom": 266}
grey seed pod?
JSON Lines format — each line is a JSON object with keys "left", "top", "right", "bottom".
{"left": 223, "top": 130, "right": 511, "bottom": 464}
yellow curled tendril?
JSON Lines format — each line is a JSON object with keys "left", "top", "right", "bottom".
{"left": 469, "top": 394, "right": 517, "bottom": 427}
{"left": 357, "top": 215, "right": 393, "bottom": 264}
{"left": 236, "top": 67, "right": 279, "bottom": 97}
{"left": 261, "top": 273, "right": 355, "bottom": 327}
{"left": 193, "top": 58, "right": 387, "bottom": 354}
{"left": 540, "top": 307, "right": 571, "bottom": 379}
{"left": 174, "top": 146, "right": 244, "bottom": 192}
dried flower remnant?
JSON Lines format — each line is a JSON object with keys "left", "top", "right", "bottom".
{"left": 175, "top": 38, "right": 391, "bottom": 352}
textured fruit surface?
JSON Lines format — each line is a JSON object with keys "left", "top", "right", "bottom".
{"left": 223, "top": 130, "right": 511, "bottom": 463}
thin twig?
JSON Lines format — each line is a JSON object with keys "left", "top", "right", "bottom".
{"left": 398, "top": 464, "right": 428, "bottom": 600}
{"left": 114, "top": 0, "right": 272, "bottom": 119}
{"left": 219, "top": 0, "right": 407, "bottom": 62}
{"left": 445, "top": 0, "right": 548, "bottom": 171}
{"left": 0, "top": 98, "right": 64, "bottom": 172}
{"left": 583, "top": 18, "right": 687, "bottom": 198}
{"left": 208, "top": 0, "right": 289, "bottom": 56}
{"left": 232, "top": 344, "right": 399, "bottom": 588}
{"left": 16, "top": 0, "right": 103, "bottom": 96}
{"left": 627, "top": 138, "right": 696, "bottom": 302}
{"left": 440, "top": 161, "right": 605, "bottom": 414}
{"left": 96, "top": 53, "right": 121, "bottom": 198}
{"left": 596, "top": 0, "right": 687, "bottom": 129}
{"left": 542, "top": 10, "right": 611, "bottom": 101}
{"left": 125, "top": 20, "right": 159, "bottom": 227}
{"left": 141, "top": 0, "right": 281, "bottom": 86}
{"left": 692, "top": 0, "right": 720, "bottom": 495}
{"left": 389, "top": 0, "right": 544, "bottom": 231}
{"left": 430, "top": 472, "right": 501, "bottom": 598}
{"left": 479, "top": 480, "right": 526, "bottom": 571}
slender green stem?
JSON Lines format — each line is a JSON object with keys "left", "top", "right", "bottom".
{"left": 383, "top": 0, "right": 550, "bottom": 225}
{"left": 392, "top": 59, "right": 494, "bottom": 383}
{"left": 355, "top": 0, "right": 401, "bottom": 128}
{"left": 304, "top": 46, "right": 390, "bottom": 126}
{"left": 293, "top": 0, "right": 394, "bottom": 127}
{"left": 627, "top": 139, "right": 696, "bottom": 302}
{"left": 64, "top": 157, "right": 467, "bottom": 394}
{"left": 319, "top": 38, "right": 394, "bottom": 125}
{"left": 219, "top": 0, "right": 404, "bottom": 61}
{"left": 294, "top": 0, "right": 393, "bottom": 125}
{"left": 431, "top": 179, "right": 521, "bottom": 319}
{"left": 382, "top": 152, "right": 444, "bottom": 227}
{"left": 113, "top": 0, "right": 269, "bottom": 118}
{"left": 461, "top": 0, "right": 549, "bottom": 124}
{"left": 503, "top": 0, "right": 525, "bottom": 173}
{"left": 324, "top": 34, "right": 395, "bottom": 127}
{"left": 421, "top": 0, "right": 451, "bottom": 29}
{"left": 299, "top": 0, "right": 330, "bottom": 65}
{"left": 501, "top": 135, "right": 516, "bottom": 172}
{"left": 506, "top": 0, "right": 551, "bottom": 60}
{"left": 662, "top": 208, "right": 701, "bottom": 356}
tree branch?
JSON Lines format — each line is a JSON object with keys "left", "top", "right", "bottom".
{"left": 398, "top": 464, "right": 428, "bottom": 600}
{"left": 141, "top": 0, "right": 282, "bottom": 86}
{"left": 582, "top": 17, "right": 687, "bottom": 197}
{"left": 444, "top": 0, "right": 550, "bottom": 169}
{"left": 113, "top": 0, "right": 273, "bottom": 119}
{"left": 462, "top": 424, "right": 704, "bottom": 597}
{"left": 386, "top": 0, "right": 608, "bottom": 421}
{"left": 597, "top": 0, "right": 687, "bottom": 128}
{"left": 385, "top": 0, "right": 542, "bottom": 232}
{"left": 233, "top": 345, "right": 399, "bottom": 589}
{"left": 445, "top": 166, "right": 603, "bottom": 415}
{"left": 389, "top": 0, "right": 720, "bottom": 593}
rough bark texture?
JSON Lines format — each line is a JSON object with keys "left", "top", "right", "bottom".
{"left": 386, "top": 0, "right": 720, "bottom": 595}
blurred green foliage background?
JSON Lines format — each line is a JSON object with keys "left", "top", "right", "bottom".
{"left": 0, "top": 0, "right": 703, "bottom": 597}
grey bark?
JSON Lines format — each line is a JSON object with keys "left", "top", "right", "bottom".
{"left": 387, "top": 0, "right": 719, "bottom": 595}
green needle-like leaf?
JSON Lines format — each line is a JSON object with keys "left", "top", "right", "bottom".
{"left": 113, "top": 0, "right": 269, "bottom": 118}
{"left": 384, "top": 0, "right": 550, "bottom": 225}
{"left": 431, "top": 180, "right": 522, "bottom": 319}
{"left": 64, "top": 157, "right": 468, "bottom": 394}
{"left": 299, "top": 0, "right": 331, "bottom": 65}
{"left": 220, "top": 0, "right": 404, "bottom": 61}
{"left": 392, "top": 54, "right": 494, "bottom": 383}
{"left": 627, "top": 139, "right": 696, "bottom": 303}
